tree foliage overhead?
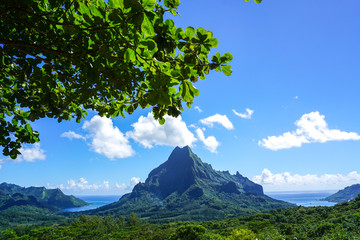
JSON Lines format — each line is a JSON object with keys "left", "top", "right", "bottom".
{"left": 0, "top": 0, "right": 260, "bottom": 159}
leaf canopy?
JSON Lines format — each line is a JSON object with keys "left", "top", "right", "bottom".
{"left": 0, "top": 0, "right": 259, "bottom": 158}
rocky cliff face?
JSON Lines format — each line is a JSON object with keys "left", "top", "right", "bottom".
{"left": 131, "top": 146, "right": 264, "bottom": 198}
{"left": 90, "top": 146, "right": 294, "bottom": 221}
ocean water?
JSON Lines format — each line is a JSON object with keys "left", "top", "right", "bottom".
{"left": 60, "top": 191, "right": 337, "bottom": 212}
{"left": 60, "top": 195, "right": 121, "bottom": 212}
{"left": 266, "top": 191, "right": 337, "bottom": 207}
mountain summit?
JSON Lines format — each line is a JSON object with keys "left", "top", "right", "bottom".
{"left": 136, "top": 146, "right": 263, "bottom": 198}
{"left": 90, "top": 146, "right": 294, "bottom": 221}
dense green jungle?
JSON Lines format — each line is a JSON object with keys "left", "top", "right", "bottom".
{"left": 1, "top": 194, "right": 360, "bottom": 240}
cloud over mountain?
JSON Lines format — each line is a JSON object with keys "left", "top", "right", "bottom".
{"left": 82, "top": 116, "right": 135, "bottom": 159}
{"left": 56, "top": 177, "right": 141, "bottom": 195}
{"left": 115, "top": 177, "right": 140, "bottom": 192}
{"left": 259, "top": 111, "right": 360, "bottom": 150}
{"left": 59, "top": 178, "right": 110, "bottom": 191}
{"left": 126, "top": 113, "right": 196, "bottom": 148}
{"left": 195, "top": 128, "right": 220, "bottom": 153}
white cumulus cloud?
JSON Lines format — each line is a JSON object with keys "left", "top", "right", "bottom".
{"left": 82, "top": 116, "right": 135, "bottom": 159}
{"left": 0, "top": 143, "right": 46, "bottom": 169}
{"left": 55, "top": 177, "right": 140, "bottom": 195}
{"left": 18, "top": 143, "right": 46, "bottom": 162}
{"left": 196, "top": 128, "right": 220, "bottom": 153}
{"left": 115, "top": 177, "right": 140, "bottom": 192}
{"left": 253, "top": 169, "right": 360, "bottom": 191}
{"left": 259, "top": 111, "right": 360, "bottom": 150}
{"left": 200, "top": 114, "right": 234, "bottom": 130}
{"left": 233, "top": 108, "right": 254, "bottom": 119}
{"left": 61, "top": 131, "right": 86, "bottom": 140}
{"left": 126, "top": 113, "right": 196, "bottom": 148}
{"left": 59, "top": 178, "right": 109, "bottom": 191}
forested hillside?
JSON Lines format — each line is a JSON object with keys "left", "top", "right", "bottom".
{"left": 323, "top": 184, "right": 360, "bottom": 203}
{"left": 2, "top": 195, "right": 360, "bottom": 239}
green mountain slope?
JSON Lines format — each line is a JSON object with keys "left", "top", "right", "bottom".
{"left": 89, "top": 146, "right": 294, "bottom": 221}
{"left": 0, "top": 183, "right": 88, "bottom": 210}
{"left": 323, "top": 184, "right": 360, "bottom": 203}
{"left": 0, "top": 184, "right": 84, "bottom": 230}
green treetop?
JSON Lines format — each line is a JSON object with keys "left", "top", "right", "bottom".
{"left": 0, "top": 0, "right": 260, "bottom": 159}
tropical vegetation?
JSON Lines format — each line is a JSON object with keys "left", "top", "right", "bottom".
{"left": 1, "top": 195, "right": 360, "bottom": 239}
{"left": 0, "top": 0, "right": 260, "bottom": 158}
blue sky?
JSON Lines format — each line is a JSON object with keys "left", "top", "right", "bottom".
{"left": 1, "top": 0, "right": 360, "bottom": 194}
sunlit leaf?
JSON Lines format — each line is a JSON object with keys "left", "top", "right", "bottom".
{"left": 142, "top": 0, "right": 156, "bottom": 10}
{"left": 124, "top": 48, "right": 136, "bottom": 62}
{"left": 185, "top": 27, "right": 195, "bottom": 38}
{"left": 141, "top": 14, "right": 155, "bottom": 36}
{"left": 221, "top": 65, "right": 232, "bottom": 76}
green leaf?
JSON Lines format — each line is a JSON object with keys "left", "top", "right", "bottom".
{"left": 220, "top": 52, "right": 233, "bottom": 63}
{"left": 169, "top": 87, "right": 177, "bottom": 95}
{"left": 90, "top": 6, "right": 102, "bottom": 18}
{"left": 141, "top": 14, "right": 155, "bottom": 36}
{"left": 164, "top": 0, "right": 180, "bottom": 9}
{"left": 211, "top": 52, "right": 221, "bottom": 64}
{"left": 185, "top": 27, "right": 195, "bottom": 38}
{"left": 165, "top": 19, "right": 175, "bottom": 29}
{"left": 124, "top": 0, "right": 143, "bottom": 12}
{"left": 196, "top": 27, "right": 208, "bottom": 41}
{"left": 124, "top": 48, "right": 136, "bottom": 62}
{"left": 184, "top": 54, "right": 196, "bottom": 66}
{"left": 127, "top": 105, "right": 135, "bottom": 114}
{"left": 11, "top": 118, "right": 18, "bottom": 126}
{"left": 179, "top": 80, "right": 194, "bottom": 102}
{"left": 109, "top": 0, "right": 124, "bottom": 9}
{"left": 78, "top": 2, "right": 91, "bottom": 16}
{"left": 176, "top": 28, "right": 185, "bottom": 39}
{"left": 25, "top": 123, "right": 32, "bottom": 133}
{"left": 142, "top": 0, "right": 156, "bottom": 10}
{"left": 207, "top": 38, "right": 218, "bottom": 48}
{"left": 158, "top": 91, "right": 171, "bottom": 105}
{"left": 255, "top": 0, "right": 262, "bottom": 3}
{"left": 188, "top": 84, "right": 199, "bottom": 97}
{"left": 158, "top": 118, "right": 165, "bottom": 125}
{"left": 221, "top": 65, "right": 232, "bottom": 76}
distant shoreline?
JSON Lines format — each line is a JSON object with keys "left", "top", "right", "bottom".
{"left": 265, "top": 190, "right": 337, "bottom": 194}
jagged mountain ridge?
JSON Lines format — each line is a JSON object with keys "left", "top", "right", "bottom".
{"left": 89, "top": 146, "right": 294, "bottom": 221}
{"left": 0, "top": 182, "right": 88, "bottom": 210}
{"left": 133, "top": 146, "right": 263, "bottom": 198}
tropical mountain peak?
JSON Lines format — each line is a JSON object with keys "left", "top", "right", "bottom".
{"left": 141, "top": 146, "right": 202, "bottom": 198}
{"left": 136, "top": 145, "right": 266, "bottom": 199}
{"left": 90, "top": 146, "right": 294, "bottom": 221}
{"left": 165, "top": 145, "right": 198, "bottom": 166}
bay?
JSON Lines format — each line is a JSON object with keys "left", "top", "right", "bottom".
{"left": 60, "top": 195, "right": 121, "bottom": 212}
{"left": 266, "top": 190, "right": 337, "bottom": 207}
{"left": 60, "top": 191, "right": 338, "bottom": 212}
